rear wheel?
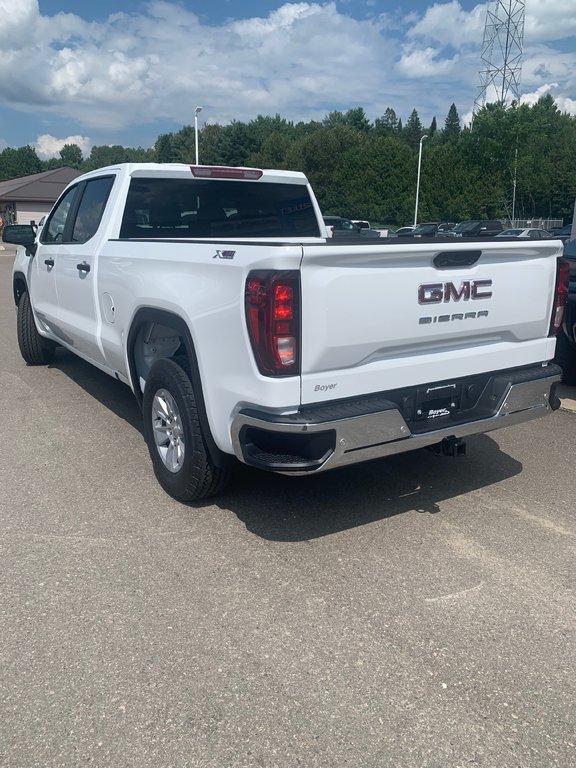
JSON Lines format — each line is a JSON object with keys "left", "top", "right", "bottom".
{"left": 16, "top": 290, "right": 56, "bottom": 365}
{"left": 554, "top": 331, "right": 576, "bottom": 384}
{"left": 142, "top": 357, "right": 230, "bottom": 501}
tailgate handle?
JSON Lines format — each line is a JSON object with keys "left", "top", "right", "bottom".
{"left": 434, "top": 250, "right": 481, "bottom": 269}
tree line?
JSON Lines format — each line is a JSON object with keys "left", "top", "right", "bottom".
{"left": 1, "top": 95, "right": 574, "bottom": 226}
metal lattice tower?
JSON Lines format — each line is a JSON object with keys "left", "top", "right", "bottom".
{"left": 473, "top": 0, "right": 525, "bottom": 114}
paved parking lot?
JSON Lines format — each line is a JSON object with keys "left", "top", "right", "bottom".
{"left": 1, "top": 246, "right": 575, "bottom": 768}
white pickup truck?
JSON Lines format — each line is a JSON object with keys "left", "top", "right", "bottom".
{"left": 5, "top": 163, "right": 568, "bottom": 501}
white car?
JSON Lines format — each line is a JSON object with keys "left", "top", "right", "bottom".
{"left": 496, "top": 228, "right": 552, "bottom": 239}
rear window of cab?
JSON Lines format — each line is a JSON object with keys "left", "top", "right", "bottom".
{"left": 120, "top": 178, "right": 321, "bottom": 238}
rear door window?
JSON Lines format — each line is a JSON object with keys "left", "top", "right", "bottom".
{"left": 71, "top": 177, "right": 115, "bottom": 243}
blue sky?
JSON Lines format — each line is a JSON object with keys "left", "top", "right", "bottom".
{"left": 1, "top": 1, "right": 575, "bottom": 158}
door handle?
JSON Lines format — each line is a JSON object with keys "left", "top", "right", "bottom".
{"left": 76, "top": 261, "right": 91, "bottom": 273}
{"left": 44, "top": 258, "right": 55, "bottom": 267}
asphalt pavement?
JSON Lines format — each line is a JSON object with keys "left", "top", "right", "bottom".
{"left": 1, "top": 245, "right": 575, "bottom": 768}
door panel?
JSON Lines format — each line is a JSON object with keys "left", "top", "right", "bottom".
{"left": 52, "top": 176, "right": 115, "bottom": 365}
{"left": 30, "top": 185, "right": 79, "bottom": 336}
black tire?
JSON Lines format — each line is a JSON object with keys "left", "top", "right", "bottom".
{"left": 16, "top": 290, "right": 56, "bottom": 365}
{"left": 554, "top": 331, "right": 576, "bottom": 385}
{"left": 142, "top": 357, "right": 230, "bottom": 501}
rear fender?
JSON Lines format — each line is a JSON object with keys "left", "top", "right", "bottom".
{"left": 127, "top": 307, "right": 227, "bottom": 468}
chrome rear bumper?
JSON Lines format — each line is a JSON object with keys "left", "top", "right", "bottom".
{"left": 230, "top": 365, "right": 561, "bottom": 475}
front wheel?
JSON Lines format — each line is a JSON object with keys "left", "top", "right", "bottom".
{"left": 16, "top": 290, "right": 56, "bottom": 365}
{"left": 142, "top": 357, "right": 230, "bottom": 501}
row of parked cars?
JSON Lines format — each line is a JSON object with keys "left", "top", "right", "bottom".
{"left": 393, "top": 220, "right": 574, "bottom": 240}
{"left": 325, "top": 216, "right": 574, "bottom": 242}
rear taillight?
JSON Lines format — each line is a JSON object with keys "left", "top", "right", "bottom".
{"left": 245, "top": 271, "right": 300, "bottom": 376}
{"left": 549, "top": 258, "right": 570, "bottom": 336}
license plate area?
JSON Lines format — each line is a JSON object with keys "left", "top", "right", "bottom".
{"left": 414, "top": 382, "right": 461, "bottom": 421}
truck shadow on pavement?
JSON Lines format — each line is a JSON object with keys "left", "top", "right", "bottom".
{"left": 49, "top": 348, "right": 143, "bottom": 430}
{"left": 49, "top": 348, "right": 523, "bottom": 542}
{"left": 223, "top": 437, "right": 522, "bottom": 541}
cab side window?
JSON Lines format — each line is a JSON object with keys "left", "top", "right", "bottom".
{"left": 72, "top": 177, "right": 114, "bottom": 243}
{"left": 43, "top": 186, "right": 78, "bottom": 244}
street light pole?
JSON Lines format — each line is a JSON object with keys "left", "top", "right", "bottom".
{"left": 414, "top": 134, "right": 428, "bottom": 227}
{"left": 511, "top": 142, "right": 518, "bottom": 227}
{"left": 194, "top": 106, "right": 203, "bottom": 165}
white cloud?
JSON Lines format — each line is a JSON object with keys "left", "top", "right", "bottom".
{"left": 407, "top": 1, "right": 486, "bottom": 48}
{"left": 554, "top": 95, "right": 576, "bottom": 116}
{"left": 397, "top": 46, "right": 459, "bottom": 78}
{"left": 0, "top": 2, "right": 399, "bottom": 130}
{"left": 520, "top": 83, "right": 559, "bottom": 106}
{"left": 0, "top": 0, "right": 38, "bottom": 47}
{"left": 524, "top": 0, "right": 576, "bottom": 42}
{"left": 34, "top": 134, "right": 92, "bottom": 159}
{"left": 520, "top": 84, "right": 576, "bottom": 116}
{"left": 0, "top": 0, "right": 574, "bottom": 145}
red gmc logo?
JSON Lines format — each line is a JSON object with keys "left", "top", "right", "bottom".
{"left": 418, "top": 279, "right": 492, "bottom": 304}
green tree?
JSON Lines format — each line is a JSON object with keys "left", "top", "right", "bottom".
{"left": 374, "top": 107, "right": 399, "bottom": 135}
{"left": 59, "top": 143, "right": 84, "bottom": 168}
{"left": 171, "top": 126, "right": 197, "bottom": 163}
{"left": 323, "top": 108, "right": 371, "bottom": 132}
{"left": 247, "top": 132, "right": 292, "bottom": 169}
{"left": 85, "top": 145, "right": 134, "bottom": 170}
{"left": 330, "top": 135, "right": 415, "bottom": 223}
{"left": 198, "top": 123, "right": 227, "bottom": 165}
{"left": 0, "top": 146, "right": 42, "bottom": 180}
{"left": 286, "top": 125, "right": 365, "bottom": 211}
{"left": 217, "top": 120, "right": 259, "bottom": 166}
{"left": 403, "top": 109, "right": 424, "bottom": 149}
{"left": 443, "top": 103, "right": 461, "bottom": 141}
{"left": 154, "top": 133, "right": 176, "bottom": 162}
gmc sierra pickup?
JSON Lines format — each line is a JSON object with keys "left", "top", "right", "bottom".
{"left": 4, "top": 163, "right": 568, "bottom": 501}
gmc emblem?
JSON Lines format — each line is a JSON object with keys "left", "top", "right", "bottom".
{"left": 418, "top": 279, "right": 492, "bottom": 304}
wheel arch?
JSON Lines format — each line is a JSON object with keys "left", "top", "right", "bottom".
{"left": 127, "top": 307, "right": 227, "bottom": 467}
{"left": 13, "top": 271, "right": 28, "bottom": 306}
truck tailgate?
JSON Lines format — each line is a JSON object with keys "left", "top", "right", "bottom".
{"left": 299, "top": 239, "right": 562, "bottom": 404}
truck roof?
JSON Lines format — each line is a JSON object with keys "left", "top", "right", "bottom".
{"left": 75, "top": 163, "right": 310, "bottom": 186}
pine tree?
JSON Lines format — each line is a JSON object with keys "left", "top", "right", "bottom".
{"left": 404, "top": 109, "right": 424, "bottom": 149}
{"left": 443, "top": 103, "right": 461, "bottom": 141}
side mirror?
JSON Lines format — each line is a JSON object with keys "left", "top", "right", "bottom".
{"left": 2, "top": 224, "right": 37, "bottom": 246}
{"left": 2, "top": 224, "right": 37, "bottom": 256}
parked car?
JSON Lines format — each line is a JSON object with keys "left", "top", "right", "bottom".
{"left": 390, "top": 226, "right": 417, "bottom": 237}
{"left": 323, "top": 216, "right": 381, "bottom": 239}
{"left": 495, "top": 228, "right": 552, "bottom": 239}
{"left": 550, "top": 223, "right": 574, "bottom": 243}
{"left": 404, "top": 222, "right": 456, "bottom": 238}
{"left": 554, "top": 238, "right": 576, "bottom": 383}
{"left": 444, "top": 220, "right": 503, "bottom": 237}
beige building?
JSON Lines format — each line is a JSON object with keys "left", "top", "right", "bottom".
{"left": 0, "top": 167, "right": 83, "bottom": 227}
